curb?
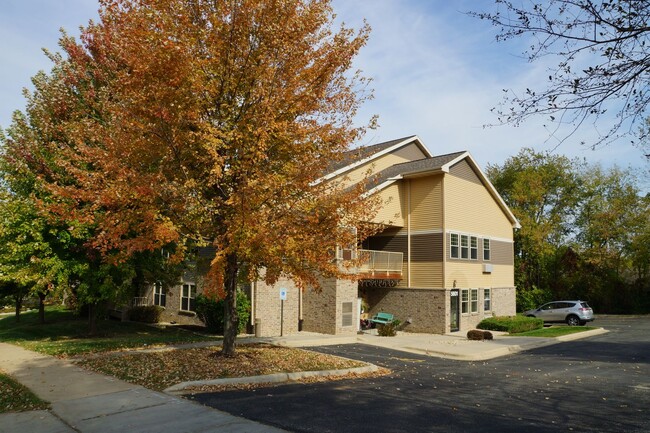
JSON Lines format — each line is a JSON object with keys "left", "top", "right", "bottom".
{"left": 400, "top": 327, "right": 609, "bottom": 361}
{"left": 164, "top": 364, "right": 380, "bottom": 395}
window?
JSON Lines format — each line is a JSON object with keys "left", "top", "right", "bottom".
{"left": 450, "top": 233, "right": 459, "bottom": 258}
{"left": 471, "top": 289, "right": 478, "bottom": 313}
{"left": 181, "top": 283, "right": 196, "bottom": 312}
{"left": 341, "top": 302, "right": 353, "bottom": 327}
{"left": 483, "top": 238, "right": 491, "bottom": 261}
{"left": 460, "top": 235, "right": 469, "bottom": 259}
{"left": 470, "top": 236, "right": 478, "bottom": 260}
{"left": 483, "top": 288, "right": 491, "bottom": 311}
{"left": 461, "top": 289, "right": 469, "bottom": 314}
{"left": 153, "top": 282, "right": 166, "bottom": 307}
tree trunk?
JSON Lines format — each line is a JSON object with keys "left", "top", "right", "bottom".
{"left": 38, "top": 292, "right": 46, "bottom": 324}
{"left": 221, "top": 252, "right": 239, "bottom": 357}
{"left": 14, "top": 295, "right": 22, "bottom": 323}
{"left": 88, "top": 303, "right": 97, "bottom": 336}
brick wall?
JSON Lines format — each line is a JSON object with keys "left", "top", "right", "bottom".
{"left": 253, "top": 276, "right": 301, "bottom": 337}
{"left": 302, "top": 277, "right": 358, "bottom": 336}
{"left": 362, "top": 287, "right": 447, "bottom": 334}
{"left": 362, "top": 285, "right": 516, "bottom": 334}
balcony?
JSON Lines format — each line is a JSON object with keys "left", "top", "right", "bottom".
{"left": 337, "top": 248, "right": 403, "bottom": 280}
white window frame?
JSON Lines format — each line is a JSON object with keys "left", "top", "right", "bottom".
{"left": 460, "top": 235, "right": 469, "bottom": 259}
{"left": 483, "top": 288, "right": 491, "bottom": 312}
{"left": 470, "top": 236, "right": 478, "bottom": 260}
{"left": 461, "top": 289, "right": 469, "bottom": 314}
{"left": 450, "top": 233, "right": 459, "bottom": 259}
{"left": 180, "top": 283, "right": 196, "bottom": 312}
{"left": 483, "top": 238, "right": 491, "bottom": 261}
{"left": 153, "top": 282, "right": 166, "bottom": 307}
{"left": 471, "top": 289, "right": 478, "bottom": 313}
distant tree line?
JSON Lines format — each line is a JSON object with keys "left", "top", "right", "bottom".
{"left": 487, "top": 148, "right": 650, "bottom": 313}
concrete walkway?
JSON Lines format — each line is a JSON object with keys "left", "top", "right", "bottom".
{"left": 260, "top": 326, "right": 609, "bottom": 361}
{"left": 0, "top": 342, "right": 286, "bottom": 433}
{"left": 0, "top": 327, "right": 607, "bottom": 432}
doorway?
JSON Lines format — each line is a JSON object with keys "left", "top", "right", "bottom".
{"left": 450, "top": 289, "right": 460, "bottom": 332}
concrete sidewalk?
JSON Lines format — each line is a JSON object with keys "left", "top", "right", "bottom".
{"left": 260, "top": 326, "right": 609, "bottom": 361}
{"left": 0, "top": 327, "right": 607, "bottom": 432}
{"left": 0, "top": 342, "right": 286, "bottom": 433}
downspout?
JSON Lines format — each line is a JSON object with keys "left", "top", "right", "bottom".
{"left": 251, "top": 280, "right": 256, "bottom": 326}
{"left": 407, "top": 179, "right": 411, "bottom": 287}
{"left": 441, "top": 175, "right": 446, "bottom": 287}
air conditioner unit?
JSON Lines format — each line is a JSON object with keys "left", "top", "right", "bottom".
{"left": 483, "top": 264, "right": 493, "bottom": 273}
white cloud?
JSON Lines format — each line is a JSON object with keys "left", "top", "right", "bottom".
{"left": 333, "top": 0, "right": 649, "bottom": 192}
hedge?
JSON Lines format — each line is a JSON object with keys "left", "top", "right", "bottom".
{"left": 128, "top": 305, "right": 164, "bottom": 323}
{"left": 195, "top": 290, "right": 251, "bottom": 335}
{"left": 477, "top": 315, "right": 543, "bottom": 334}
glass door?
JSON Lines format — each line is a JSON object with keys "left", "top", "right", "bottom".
{"left": 450, "top": 289, "right": 460, "bottom": 332}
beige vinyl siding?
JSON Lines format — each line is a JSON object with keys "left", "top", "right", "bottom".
{"left": 338, "top": 142, "right": 427, "bottom": 188}
{"left": 445, "top": 261, "right": 514, "bottom": 288}
{"left": 409, "top": 175, "right": 443, "bottom": 230}
{"left": 445, "top": 163, "right": 513, "bottom": 239}
{"left": 371, "top": 183, "right": 406, "bottom": 227}
{"left": 410, "top": 262, "right": 443, "bottom": 288}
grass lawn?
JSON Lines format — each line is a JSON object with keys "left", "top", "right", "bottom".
{"left": 75, "top": 344, "right": 369, "bottom": 391}
{"left": 0, "top": 306, "right": 219, "bottom": 357}
{"left": 1, "top": 306, "right": 382, "bottom": 393}
{"left": 0, "top": 371, "right": 49, "bottom": 413}
{"left": 511, "top": 326, "right": 598, "bottom": 338}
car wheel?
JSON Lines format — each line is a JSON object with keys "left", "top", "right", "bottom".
{"left": 566, "top": 315, "right": 580, "bottom": 326}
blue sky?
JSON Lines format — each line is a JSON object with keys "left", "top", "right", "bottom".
{"left": 1, "top": 0, "right": 648, "bottom": 190}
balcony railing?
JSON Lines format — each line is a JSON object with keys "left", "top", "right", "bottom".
{"left": 132, "top": 297, "right": 149, "bottom": 307}
{"left": 358, "top": 249, "right": 403, "bottom": 278}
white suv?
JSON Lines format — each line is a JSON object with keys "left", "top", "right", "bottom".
{"left": 524, "top": 301, "right": 594, "bottom": 326}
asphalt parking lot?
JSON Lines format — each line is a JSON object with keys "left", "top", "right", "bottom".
{"left": 190, "top": 316, "right": 650, "bottom": 433}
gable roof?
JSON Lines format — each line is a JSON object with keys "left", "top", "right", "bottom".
{"left": 317, "top": 135, "right": 432, "bottom": 184}
{"left": 361, "top": 150, "right": 521, "bottom": 229}
{"left": 319, "top": 135, "right": 520, "bottom": 229}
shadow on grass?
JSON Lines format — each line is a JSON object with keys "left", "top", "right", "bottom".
{"left": 0, "top": 306, "right": 219, "bottom": 356}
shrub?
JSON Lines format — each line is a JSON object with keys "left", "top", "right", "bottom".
{"left": 477, "top": 316, "right": 543, "bottom": 334}
{"left": 195, "top": 290, "right": 251, "bottom": 335}
{"left": 516, "top": 285, "right": 553, "bottom": 313}
{"left": 377, "top": 319, "right": 401, "bottom": 337}
{"left": 128, "top": 305, "right": 163, "bottom": 323}
{"left": 467, "top": 329, "right": 493, "bottom": 340}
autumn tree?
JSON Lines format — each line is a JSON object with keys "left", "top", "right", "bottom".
{"left": 3, "top": 0, "right": 377, "bottom": 355}
{"left": 488, "top": 148, "right": 650, "bottom": 312}
{"left": 575, "top": 166, "right": 650, "bottom": 311}
{"left": 486, "top": 148, "right": 582, "bottom": 308}
{"left": 471, "top": 0, "right": 650, "bottom": 153}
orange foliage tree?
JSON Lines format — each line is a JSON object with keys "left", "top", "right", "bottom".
{"left": 5, "top": 0, "right": 378, "bottom": 355}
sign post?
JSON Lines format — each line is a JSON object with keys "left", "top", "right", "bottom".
{"left": 279, "top": 288, "right": 287, "bottom": 336}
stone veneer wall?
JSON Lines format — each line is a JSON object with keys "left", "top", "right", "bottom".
{"left": 253, "top": 276, "right": 301, "bottom": 337}
{"left": 301, "top": 277, "right": 358, "bottom": 336}
{"left": 363, "top": 288, "right": 447, "bottom": 334}
{"left": 491, "top": 287, "right": 516, "bottom": 317}
{"left": 457, "top": 286, "right": 517, "bottom": 332}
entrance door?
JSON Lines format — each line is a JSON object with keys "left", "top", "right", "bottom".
{"left": 450, "top": 289, "right": 460, "bottom": 332}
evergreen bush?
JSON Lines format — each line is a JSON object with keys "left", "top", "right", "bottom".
{"left": 195, "top": 290, "right": 251, "bottom": 335}
{"left": 128, "top": 305, "right": 163, "bottom": 323}
{"left": 477, "top": 316, "right": 543, "bottom": 334}
{"left": 377, "top": 319, "right": 401, "bottom": 337}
